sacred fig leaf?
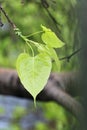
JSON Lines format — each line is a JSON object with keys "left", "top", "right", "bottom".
{"left": 41, "top": 25, "right": 65, "bottom": 48}
{"left": 16, "top": 53, "right": 52, "bottom": 106}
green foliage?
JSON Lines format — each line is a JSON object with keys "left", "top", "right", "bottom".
{"left": 13, "top": 106, "right": 26, "bottom": 119}
{"left": 0, "top": 0, "right": 78, "bottom": 70}
{"left": 35, "top": 102, "right": 77, "bottom": 130}
{"left": 10, "top": 106, "right": 27, "bottom": 130}
{"left": 0, "top": 107, "right": 5, "bottom": 114}
{"left": 16, "top": 25, "right": 64, "bottom": 106}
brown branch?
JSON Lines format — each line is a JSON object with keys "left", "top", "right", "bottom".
{"left": 59, "top": 48, "right": 81, "bottom": 62}
{"left": 0, "top": 4, "right": 4, "bottom": 27}
{"left": 0, "top": 5, "right": 16, "bottom": 29}
{"left": 0, "top": 68, "right": 84, "bottom": 121}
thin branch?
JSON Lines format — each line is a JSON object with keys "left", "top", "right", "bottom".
{"left": 0, "top": 5, "right": 16, "bottom": 29}
{"left": 41, "top": 0, "right": 61, "bottom": 35}
{"left": 59, "top": 48, "right": 81, "bottom": 62}
{"left": 0, "top": 4, "right": 4, "bottom": 27}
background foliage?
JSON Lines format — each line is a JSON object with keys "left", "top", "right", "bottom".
{"left": 0, "top": 0, "right": 80, "bottom": 130}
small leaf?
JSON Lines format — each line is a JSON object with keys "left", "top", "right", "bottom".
{"left": 41, "top": 25, "right": 65, "bottom": 48}
{"left": 38, "top": 44, "right": 61, "bottom": 71}
{"left": 45, "top": 46, "right": 61, "bottom": 70}
{"left": 16, "top": 53, "right": 52, "bottom": 106}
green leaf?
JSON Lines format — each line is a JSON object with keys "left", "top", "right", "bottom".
{"left": 45, "top": 46, "right": 61, "bottom": 70}
{"left": 41, "top": 25, "right": 65, "bottom": 48}
{"left": 37, "top": 44, "right": 61, "bottom": 71}
{"left": 16, "top": 53, "right": 52, "bottom": 107}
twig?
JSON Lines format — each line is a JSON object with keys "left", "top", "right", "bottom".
{"left": 0, "top": 4, "right": 4, "bottom": 27}
{"left": 41, "top": 0, "right": 61, "bottom": 34}
{"left": 59, "top": 48, "right": 81, "bottom": 62}
{"left": 0, "top": 5, "right": 16, "bottom": 29}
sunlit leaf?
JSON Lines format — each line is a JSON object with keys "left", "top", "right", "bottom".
{"left": 38, "top": 44, "right": 61, "bottom": 70}
{"left": 16, "top": 53, "right": 52, "bottom": 106}
{"left": 46, "top": 47, "right": 61, "bottom": 71}
{"left": 41, "top": 25, "right": 65, "bottom": 48}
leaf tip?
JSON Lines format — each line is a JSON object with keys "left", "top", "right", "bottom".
{"left": 34, "top": 97, "right": 37, "bottom": 108}
{"left": 41, "top": 25, "right": 50, "bottom": 32}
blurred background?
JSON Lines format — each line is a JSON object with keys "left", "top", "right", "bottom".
{"left": 0, "top": 0, "right": 80, "bottom": 130}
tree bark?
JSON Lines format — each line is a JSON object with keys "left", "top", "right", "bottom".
{"left": 0, "top": 68, "right": 84, "bottom": 121}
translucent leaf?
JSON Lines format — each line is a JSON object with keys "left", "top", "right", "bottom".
{"left": 16, "top": 53, "right": 52, "bottom": 106}
{"left": 38, "top": 44, "right": 61, "bottom": 71}
{"left": 41, "top": 25, "right": 65, "bottom": 48}
{"left": 45, "top": 46, "right": 61, "bottom": 71}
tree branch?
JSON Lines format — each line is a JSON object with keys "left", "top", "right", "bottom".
{"left": 59, "top": 48, "right": 81, "bottom": 62}
{"left": 41, "top": 0, "right": 61, "bottom": 35}
{"left": 0, "top": 68, "right": 84, "bottom": 121}
{"left": 0, "top": 5, "right": 16, "bottom": 29}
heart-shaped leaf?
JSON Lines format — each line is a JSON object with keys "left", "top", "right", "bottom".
{"left": 41, "top": 25, "right": 65, "bottom": 48}
{"left": 16, "top": 53, "right": 52, "bottom": 106}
